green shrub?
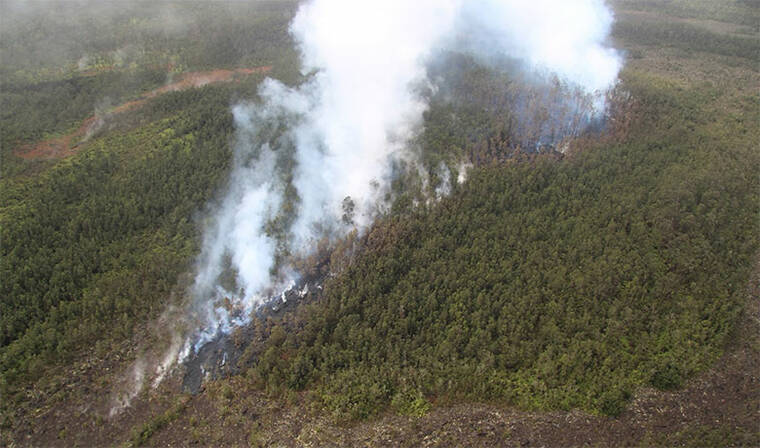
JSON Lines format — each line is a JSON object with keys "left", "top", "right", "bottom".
{"left": 650, "top": 362, "right": 684, "bottom": 391}
{"left": 391, "top": 389, "right": 432, "bottom": 417}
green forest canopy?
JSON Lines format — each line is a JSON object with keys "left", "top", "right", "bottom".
{"left": 0, "top": 0, "right": 757, "bottom": 426}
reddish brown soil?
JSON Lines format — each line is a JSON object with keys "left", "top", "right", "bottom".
{"left": 13, "top": 116, "right": 100, "bottom": 160}
{"left": 12, "top": 66, "right": 272, "bottom": 160}
{"left": 148, "top": 67, "right": 272, "bottom": 98}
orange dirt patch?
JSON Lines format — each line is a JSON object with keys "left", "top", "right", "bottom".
{"left": 13, "top": 116, "right": 99, "bottom": 160}
{"left": 149, "top": 67, "right": 273, "bottom": 97}
{"left": 13, "top": 66, "right": 272, "bottom": 160}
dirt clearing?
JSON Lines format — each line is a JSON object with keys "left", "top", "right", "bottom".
{"left": 13, "top": 66, "right": 272, "bottom": 160}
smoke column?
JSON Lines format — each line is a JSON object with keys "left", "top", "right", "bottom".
{"left": 183, "top": 0, "right": 622, "bottom": 357}
{"left": 455, "top": 0, "right": 620, "bottom": 93}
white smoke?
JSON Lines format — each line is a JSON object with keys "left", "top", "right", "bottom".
{"left": 434, "top": 162, "right": 452, "bottom": 199}
{"left": 454, "top": 0, "right": 620, "bottom": 93}
{"left": 109, "top": 358, "right": 145, "bottom": 417}
{"left": 286, "top": 0, "right": 462, "bottom": 240}
{"left": 182, "top": 0, "right": 621, "bottom": 359}
{"left": 185, "top": 100, "right": 286, "bottom": 352}
{"left": 457, "top": 161, "right": 473, "bottom": 184}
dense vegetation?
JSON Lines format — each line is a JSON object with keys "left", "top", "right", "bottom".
{"left": 0, "top": 1, "right": 758, "bottom": 445}
{"left": 0, "top": 1, "right": 298, "bottom": 402}
{"left": 245, "top": 70, "right": 758, "bottom": 417}
{"left": 0, "top": 0, "right": 298, "bottom": 177}
{"left": 240, "top": 4, "right": 760, "bottom": 418}
{"left": 1, "top": 70, "right": 165, "bottom": 157}
{"left": 614, "top": 14, "right": 758, "bottom": 61}
{"left": 0, "top": 84, "right": 239, "bottom": 393}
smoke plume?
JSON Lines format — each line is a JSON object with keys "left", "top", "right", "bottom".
{"left": 182, "top": 0, "right": 622, "bottom": 360}
{"left": 454, "top": 0, "right": 620, "bottom": 93}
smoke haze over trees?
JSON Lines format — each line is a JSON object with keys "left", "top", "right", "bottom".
{"left": 185, "top": 0, "right": 623, "bottom": 362}
{"left": 1, "top": 0, "right": 758, "bottom": 446}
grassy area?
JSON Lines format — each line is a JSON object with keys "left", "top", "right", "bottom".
{"left": 614, "top": 14, "right": 758, "bottom": 61}
{"left": 614, "top": 0, "right": 760, "bottom": 27}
